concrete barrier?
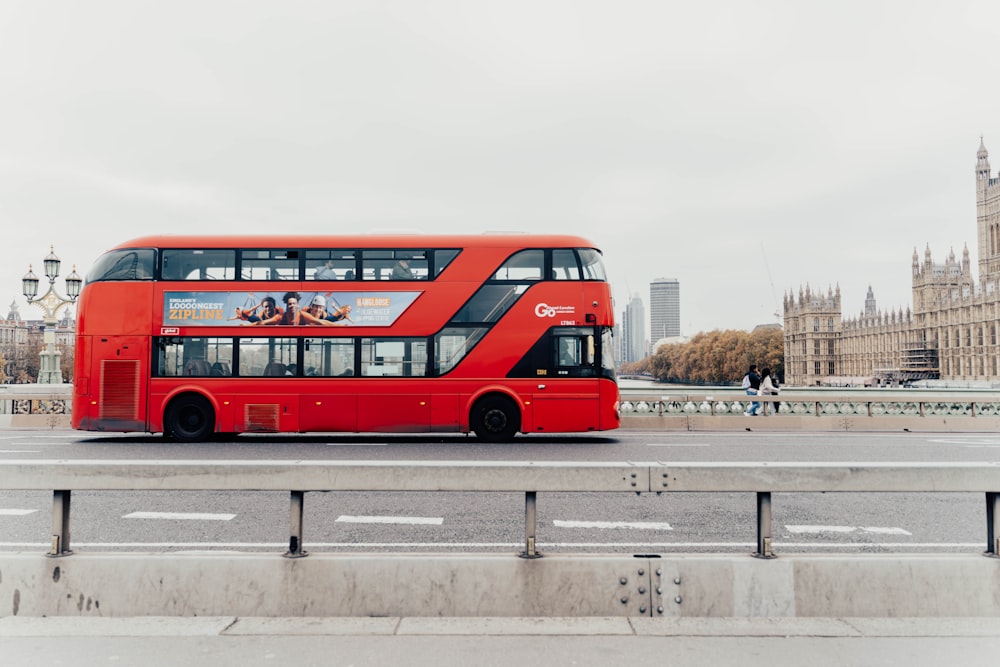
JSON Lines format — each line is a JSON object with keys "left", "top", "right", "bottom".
{"left": 2, "top": 460, "right": 1000, "bottom": 619}
{"left": 3, "top": 552, "right": 998, "bottom": 618}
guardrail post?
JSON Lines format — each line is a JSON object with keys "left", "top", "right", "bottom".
{"left": 520, "top": 491, "right": 541, "bottom": 559}
{"left": 48, "top": 490, "right": 72, "bottom": 557}
{"left": 284, "top": 490, "right": 308, "bottom": 558}
{"left": 987, "top": 492, "right": 1000, "bottom": 558}
{"left": 755, "top": 491, "right": 775, "bottom": 559}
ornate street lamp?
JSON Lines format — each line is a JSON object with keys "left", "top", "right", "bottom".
{"left": 22, "top": 246, "right": 81, "bottom": 383}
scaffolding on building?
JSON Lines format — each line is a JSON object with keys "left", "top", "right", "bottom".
{"left": 873, "top": 342, "right": 940, "bottom": 385}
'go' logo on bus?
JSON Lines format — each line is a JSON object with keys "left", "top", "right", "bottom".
{"left": 534, "top": 303, "right": 576, "bottom": 318}
{"left": 535, "top": 303, "right": 558, "bottom": 317}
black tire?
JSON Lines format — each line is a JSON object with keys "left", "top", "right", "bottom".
{"left": 471, "top": 395, "right": 521, "bottom": 442}
{"left": 165, "top": 394, "right": 215, "bottom": 442}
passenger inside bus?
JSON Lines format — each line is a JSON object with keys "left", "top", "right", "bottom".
{"left": 391, "top": 259, "right": 415, "bottom": 280}
{"left": 184, "top": 358, "right": 212, "bottom": 376}
{"left": 314, "top": 259, "right": 337, "bottom": 280}
{"left": 210, "top": 361, "right": 231, "bottom": 376}
{"left": 263, "top": 361, "right": 287, "bottom": 376}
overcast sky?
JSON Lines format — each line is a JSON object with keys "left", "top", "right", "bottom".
{"left": 2, "top": 1, "right": 999, "bottom": 336}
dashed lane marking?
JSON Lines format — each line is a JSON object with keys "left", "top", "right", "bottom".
{"left": 785, "top": 525, "right": 912, "bottom": 535}
{"left": 123, "top": 512, "right": 236, "bottom": 521}
{"left": 336, "top": 515, "right": 444, "bottom": 525}
{"left": 930, "top": 437, "right": 1000, "bottom": 446}
{"left": 553, "top": 520, "right": 674, "bottom": 530}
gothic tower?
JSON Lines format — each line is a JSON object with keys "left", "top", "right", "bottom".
{"left": 977, "top": 137, "right": 1000, "bottom": 281}
{"left": 864, "top": 285, "right": 876, "bottom": 317}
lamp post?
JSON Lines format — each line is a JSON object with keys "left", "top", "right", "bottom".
{"left": 22, "top": 246, "right": 82, "bottom": 384}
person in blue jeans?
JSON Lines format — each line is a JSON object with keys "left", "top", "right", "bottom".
{"left": 742, "top": 364, "right": 762, "bottom": 416}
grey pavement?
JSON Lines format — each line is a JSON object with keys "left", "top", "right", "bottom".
{"left": 2, "top": 616, "right": 1000, "bottom": 666}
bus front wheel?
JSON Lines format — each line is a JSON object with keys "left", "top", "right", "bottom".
{"left": 471, "top": 395, "right": 520, "bottom": 442}
{"left": 165, "top": 394, "right": 215, "bottom": 442}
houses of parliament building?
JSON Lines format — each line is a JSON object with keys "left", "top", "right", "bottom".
{"left": 784, "top": 138, "right": 1000, "bottom": 387}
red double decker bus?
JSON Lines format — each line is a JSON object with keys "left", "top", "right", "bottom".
{"left": 72, "top": 234, "right": 620, "bottom": 441}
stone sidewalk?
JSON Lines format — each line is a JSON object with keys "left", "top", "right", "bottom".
{"left": 3, "top": 616, "right": 999, "bottom": 667}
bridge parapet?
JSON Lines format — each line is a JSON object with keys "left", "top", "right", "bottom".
{"left": 3, "top": 460, "right": 1000, "bottom": 619}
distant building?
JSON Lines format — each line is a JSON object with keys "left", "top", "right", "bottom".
{"left": 649, "top": 278, "right": 680, "bottom": 342}
{"left": 784, "top": 137, "right": 1000, "bottom": 386}
{"left": 0, "top": 300, "right": 75, "bottom": 382}
{"left": 612, "top": 323, "right": 625, "bottom": 366}
{"left": 1, "top": 301, "right": 29, "bottom": 345}
{"left": 622, "top": 293, "right": 646, "bottom": 363}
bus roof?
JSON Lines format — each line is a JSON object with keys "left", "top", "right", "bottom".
{"left": 111, "top": 234, "right": 602, "bottom": 252}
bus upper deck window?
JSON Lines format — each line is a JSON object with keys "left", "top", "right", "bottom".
{"left": 241, "top": 249, "right": 299, "bottom": 280}
{"left": 433, "top": 249, "right": 460, "bottom": 277}
{"left": 494, "top": 249, "right": 543, "bottom": 281}
{"left": 162, "top": 250, "right": 236, "bottom": 280}
{"left": 577, "top": 248, "right": 607, "bottom": 281}
{"left": 552, "top": 249, "right": 581, "bottom": 280}
{"left": 85, "top": 249, "right": 156, "bottom": 282}
{"left": 306, "top": 250, "right": 357, "bottom": 281}
{"left": 362, "top": 250, "right": 428, "bottom": 281}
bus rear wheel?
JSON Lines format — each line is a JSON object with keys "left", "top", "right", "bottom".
{"left": 165, "top": 394, "right": 215, "bottom": 442}
{"left": 471, "top": 395, "right": 520, "bottom": 442}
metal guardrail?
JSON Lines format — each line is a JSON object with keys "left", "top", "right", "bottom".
{"left": 3, "top": 460, "right": 1000, "bottom": 561}
{"left": 618, "top": 388, "right": 1000, "bottom": 418}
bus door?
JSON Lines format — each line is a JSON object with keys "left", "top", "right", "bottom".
{"left": 355, "top": 339, "right": 432, "bottom": 433}
{"left": 91, "top": 335, "right": 149, "bottom": 432}
{"left": 531, "top": 328, "right": 600, "bottom": 433}
{"left": 298, "top": 337, "right": 359, "bottom": 433}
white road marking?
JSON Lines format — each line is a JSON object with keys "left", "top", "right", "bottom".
{"left": 929, "top": 436, "right": 1000, "bottom": 444}
{"left": 124, "top": 512, "right": 236, "bottom": 521}
{"left": 554, "top": 520, "right": 673, "bottom": 530}
{"left": 786, "top": 525, "right": 857, "bottom": 534}
{"left": 335, "top": 515, "right": 443, "bottom": 525}
{"left": 324, "top": 443, "right": 389, "bottom": 447}
{"left": 860, "top": 526, "right": 912, "bottom": 535}
{"left": 785, "top": 525, "right": 911, "bottom": 535}
{"left": 0, "top": 509, "right": 37, "bottom": 516}
{"left": 646, "top": 443, "right": 710, "bottom": 447}
{"left": 0, "top": 450, "right": 40, "bottom": 454}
